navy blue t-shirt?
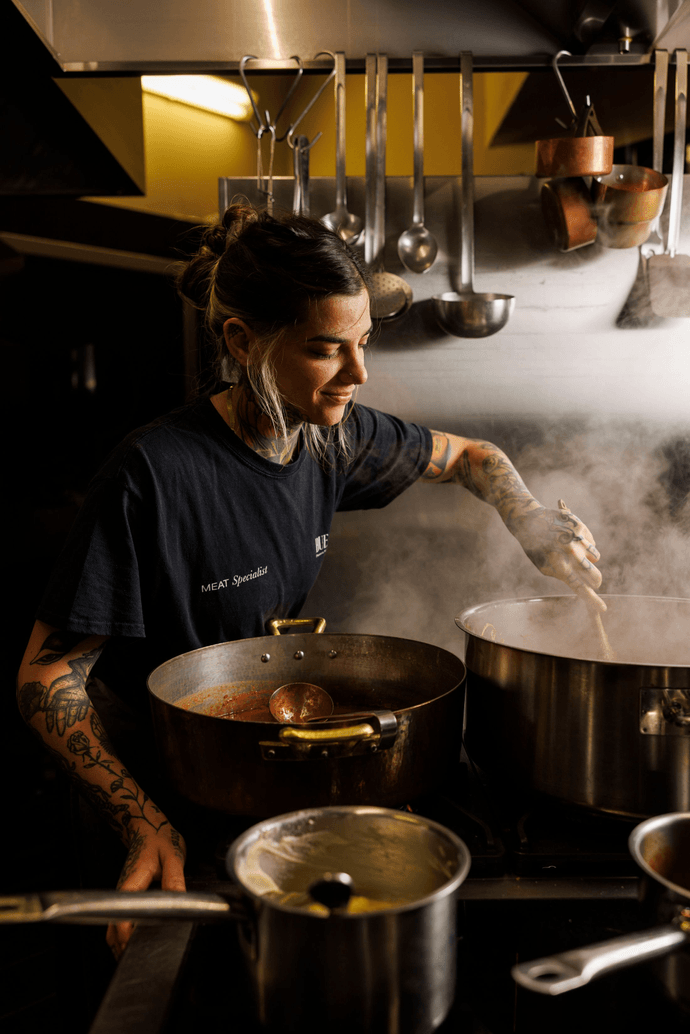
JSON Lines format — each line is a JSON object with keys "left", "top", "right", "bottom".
{"left": 37, "top": 397, "right": 432, "bottom": 712}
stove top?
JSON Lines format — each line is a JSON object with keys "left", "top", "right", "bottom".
{"left": 86, "top": 758, "right": 689, "bottom": 1034}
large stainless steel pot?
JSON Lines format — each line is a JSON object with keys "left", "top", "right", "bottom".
{"left": 512, "top": 812, "right": 690, "bottom": 1012}
{"left": 455, "top": 595, "right": 690, "bottom": 818}
{"left": 1, "top": 807, "right": 472, "bottom": 1034}
{"left": 148, "top": 621, "right": 465, "bottom": 816}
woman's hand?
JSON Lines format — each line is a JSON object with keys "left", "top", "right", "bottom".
{"left": 106, "top": 821, "right": 187, "bottom": 960}
{"left": 507, "top": 500, "right": 605, "bottom": 610}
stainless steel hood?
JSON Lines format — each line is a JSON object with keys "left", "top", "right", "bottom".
{"left": 11, "top": 0, "right": 690, "bottom": 72}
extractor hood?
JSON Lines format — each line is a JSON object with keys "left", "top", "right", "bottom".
{"left": 10, "top": 0, "right": 690, "bottom": 71}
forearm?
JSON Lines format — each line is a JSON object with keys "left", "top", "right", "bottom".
{"left": 422, "top": 431, "right": 604, "bottom": 607}
{"left": 16, "top": 622, "right": 173, "bottom": 849}
{"left": 424, "top": 432, "right": 543, "bottom": 526}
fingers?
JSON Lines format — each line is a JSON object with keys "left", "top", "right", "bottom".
{"left": 545, "top": 553, "right": 607, "bottom": 612}
{"left": 107, "top": 920, "right": 134, "bottom": 961}
{"left": 106, "top": 825, "right": 187, "bottom": 961}
{"left": 571, "top": 580, "right": 607, "bottom": 612}
{"left": 557, "top": 500, "right": 601, "bottom": 566}
{"left": 161, "top": 849, "right": 187, "bottom": 893}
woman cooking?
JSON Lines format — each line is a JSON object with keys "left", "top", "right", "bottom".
{"left": 16, "top": 203, "right": 604, "bottom": 957}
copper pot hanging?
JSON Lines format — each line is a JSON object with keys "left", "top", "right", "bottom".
{"left": 536, "top": 52, "right": 614, "bottom": 179}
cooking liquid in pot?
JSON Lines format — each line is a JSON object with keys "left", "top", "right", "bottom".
{"left": 463, "top": 596, "right": 690, "bottom": 666}
{"left": 236, "top": 825, "right": 457, "bottom": 915}
{"left": 178, "top": 680, "right": 401, "bottom": 722}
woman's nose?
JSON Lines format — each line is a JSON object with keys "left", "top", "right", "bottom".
{"left": 340, "top": 349, "right": 368, "bottom": 386}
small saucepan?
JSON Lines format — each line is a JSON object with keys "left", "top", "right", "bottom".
{"left": 541, "top": 178, "right": 598, "bottom": 252}
{"left": 592, "top": 164, "right": 668, "bottom": 249}
{"left": 512, "top": 812, "right": 690, "bottom": 1010}
{"left": 0, "top": 806, "right": 472, "bottom": 1034}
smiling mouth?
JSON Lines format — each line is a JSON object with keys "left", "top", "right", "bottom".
{"left": 321, "top": 392, "right": 352, "bottom": 403}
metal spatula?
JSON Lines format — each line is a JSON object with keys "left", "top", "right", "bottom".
{"left": 616, "top": 49, "right": 668, "bottom": 329}
{"left": 648, "top": 49, "right": 690, "bottom": 318}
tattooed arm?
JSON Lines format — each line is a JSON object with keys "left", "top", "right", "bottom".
{"left": 420, "top": 432, "right": 605, "bottom": 610}
{"left": 16, "top": 620, "right": 187, "bottom": 957}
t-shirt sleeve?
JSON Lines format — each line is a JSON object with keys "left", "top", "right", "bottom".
{"left": 337, "top": 404, "right": 433, "bottom": 511}
{"left": 36, "top": 469, "right": 147, "bottom": 638}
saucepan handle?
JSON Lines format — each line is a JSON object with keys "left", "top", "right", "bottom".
{"left": 512, "top": 922, "right": 689, "bottom": 995}
{"left": 0, "top": 888, "right": 250, "bottom": 926}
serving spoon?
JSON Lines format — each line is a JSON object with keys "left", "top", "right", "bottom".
{"left": 398, "top": 52, "right": 438, "bottom": 274}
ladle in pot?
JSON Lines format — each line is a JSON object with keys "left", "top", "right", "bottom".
{"left": 268, "top": 682, "right": 335, "bottom": 724}
{"left": 433, "top": 52, "right": 514, "bottom": 338}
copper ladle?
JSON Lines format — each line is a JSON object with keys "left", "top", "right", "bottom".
{"left": 268, "top": 682, "right": 335, "bottom": 724}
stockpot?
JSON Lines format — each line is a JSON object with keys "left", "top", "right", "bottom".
{"left": 455, "top": 596, "right": 690, "bottom": 818}
{"left": 147, "top": 620, "right": 465, "bottom": 816}
{"left": 1, "top": 806, "right": 472, "bottom": 1034}
{"left": 512, "top": 812, "right": 690, "bottom": 1012}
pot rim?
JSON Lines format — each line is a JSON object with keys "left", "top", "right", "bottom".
{"left": 455, "top": 593, "right": 690, "bottom": 668}
{"left": 629, "top": 811, "right": 690, "bottom": 899}
{"left": 147, "top": 631, "right": 467, "bottom": 718}
{"left": 225, "top": 805, "right": 472, "bottom": 919}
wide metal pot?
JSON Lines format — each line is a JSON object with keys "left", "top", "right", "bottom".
{"left": 148, "top": 622, "right": 465, "bottom": 816}
{"left": 455, "top": 595, "right": 690, "bottom": 818}
{"left": 512, "top": 812, "right": 690, "bottom": 1012}
{"left": 2, "top": 807, "right": 472, "bottom": 1034}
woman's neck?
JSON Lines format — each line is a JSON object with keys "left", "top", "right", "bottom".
{"left": 213, "top": 385, "right": 302, "bottom": 465}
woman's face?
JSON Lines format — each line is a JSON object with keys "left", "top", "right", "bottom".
{"left": 270, "top": 290, "right": 372, "bottom": 427}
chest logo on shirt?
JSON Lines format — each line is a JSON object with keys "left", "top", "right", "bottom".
{"left": 201, "top": 565, "right": 268, "bottom": 592}
{"left": 315, "top": 533, "right": 329, "bottom": 558}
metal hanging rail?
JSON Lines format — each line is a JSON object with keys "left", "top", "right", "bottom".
{"left": 57, "top": 52, "right": 669, "bottom": 76}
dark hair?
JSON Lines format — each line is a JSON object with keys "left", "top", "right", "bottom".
{"left": 177, "top": 201, "right": 371, "bottom": 342}
{"left": 176, "top": 201, "right": 372, "bottom": 463}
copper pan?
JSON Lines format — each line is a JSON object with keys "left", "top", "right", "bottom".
{"left": 541, "top": 177, "right": 597, "bottom": 252}
{"left": 597, "top": 219, "right": 654, "bottom": 249}
{"left": 536, "top": 134, "right": 614, "bottom": 179}
{"left": 592, "top": 164, "right": 668, "bottom": 223}
{"left": 536, "top": 51, "right": 614, "bottom": 178}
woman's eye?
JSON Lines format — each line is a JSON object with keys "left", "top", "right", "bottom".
{"left": 312, "top": 351, "right": 338, "bottom": 359}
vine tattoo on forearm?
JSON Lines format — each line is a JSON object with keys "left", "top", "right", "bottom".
{"left": 18, "top": 630, "right": 168, "bottom": 838}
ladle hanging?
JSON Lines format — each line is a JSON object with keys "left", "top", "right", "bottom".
{"left": 397, "top": 51, "right": 438, "bottom": 274}
{"left": 433, "top": 52, "right": 514, "bottom": 339}
{"left": 365, "top": 52, "right": 413, "bottom": 321}
{"left": 321, "top": 52, "right": 363, "bottom": 243}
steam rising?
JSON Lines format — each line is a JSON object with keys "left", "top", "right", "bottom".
{"left": 304, "top": 419, "right": 690, "bottom": 655}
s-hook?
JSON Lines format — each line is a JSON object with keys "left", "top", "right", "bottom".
{"left": 551, "top": 50, "right": 603, "bottom": 136}
{"left": 239, "top": 54, "right": 304, "bottom": 140}
{"left": 285, "top": 51, "right": 337, "bottom": 151}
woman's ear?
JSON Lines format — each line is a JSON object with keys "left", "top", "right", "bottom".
{"left": 223, "top": 318, "right": 253, "bottom": 368}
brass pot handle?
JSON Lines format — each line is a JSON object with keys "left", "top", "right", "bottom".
{"left": 268, "top": 617, "right": 327, "bottom": 635}
{"left": 279, "top": 710, "right": 398, "bottom": 749}
{"left": 280, "top": 722, "right": 376, "bottom": 744}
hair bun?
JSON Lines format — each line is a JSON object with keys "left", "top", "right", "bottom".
{"left": 221, "top": 199, "right": 260, "bottom": 247}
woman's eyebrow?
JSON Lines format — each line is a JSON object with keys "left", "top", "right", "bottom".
{"left": 307, "top": 327, "right": 373, "bottom": 344}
